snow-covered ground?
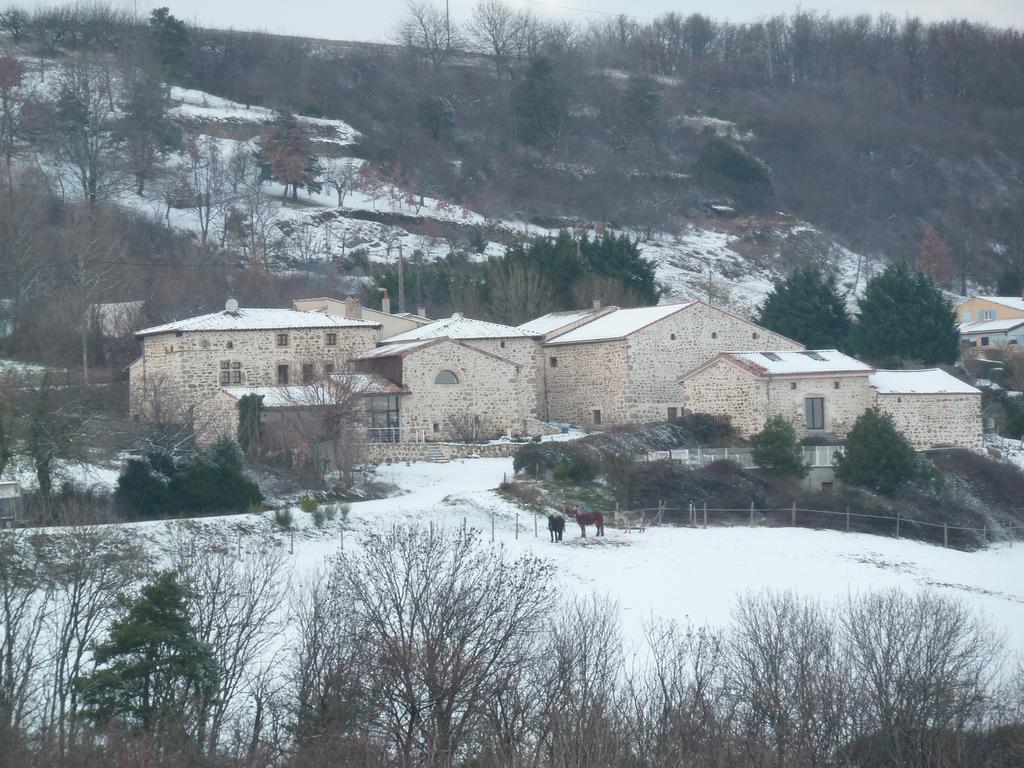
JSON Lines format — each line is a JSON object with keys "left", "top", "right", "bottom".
{"left": 119, "top": 457, "right": 1024, "bottom": 656}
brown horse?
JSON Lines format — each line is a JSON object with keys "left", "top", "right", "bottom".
{"left": 565, "top": 502, "right": 604, "bottom": 538}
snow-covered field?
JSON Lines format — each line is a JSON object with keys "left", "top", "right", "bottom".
{"left": 125, "top": 457, "right": 1024, "bottom": 656}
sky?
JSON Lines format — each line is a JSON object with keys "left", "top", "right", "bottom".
{"left": 33, "top": 0, "right": 1024, "bottom": 42}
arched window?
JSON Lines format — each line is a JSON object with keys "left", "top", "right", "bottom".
{"left": 435, "top": 370, "right": 459, "bottom": 385}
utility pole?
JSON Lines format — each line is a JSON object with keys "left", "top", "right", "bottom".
{"left": 445, "top": 0, "right": 451, "bottom": 49}
{"left": 398, "top": 243, "right": 406, "bottom": 314}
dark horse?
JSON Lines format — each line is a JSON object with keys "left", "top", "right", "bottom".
{"left": 565, "top": 502, "right": 604, "bottom": 538}
{"left": 547, "top": 514, "right": 565, "bottom": 542}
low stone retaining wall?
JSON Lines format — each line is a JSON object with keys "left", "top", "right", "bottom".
{"left": 364, "top": 441, "right": 525, "bottom": 463}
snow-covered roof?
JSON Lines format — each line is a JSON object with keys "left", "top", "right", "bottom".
{"left": 382, "top": 313, "right": 539, "bottom": 343}
{"left": 545, "top": 303, "right": 695, "bottom": 345}
{"left": 517, "top": 308, "right": 606, "bottom": 337}
{"left": 721, "top": 349, "right": 873, "bottom": 377}
{"left": 357, "top": 340, "right": 437, "bottom": 358}
{"left": 959, "top": 318, "right": 1024, "bottom": 335}
{"left": 969, "top": 296, "right": 1024, "bottom": 312}
{"left": 222, "top": 376, "right": 406, "bottom": 407}
{"left": 869, "top": 369, "right": 980, "bottom": 395}
{"left": 136, "top": 308, "right": 381, "bottom": 337}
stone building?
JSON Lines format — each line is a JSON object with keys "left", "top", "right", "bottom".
{"left": 681, "top": 350, "right": 876, "bottom": 439}
{"left": 354, "top": 337, "right": 541, "bottom": 441}
{"left": 681, "top": 350, "right": 982, "bottom": 451}
{"left": 129, "top": 304, "right": 381, "bottom": 425}
{"left": 380, "top": 313, "right": 546, "bottom": 415}
{"left": 870, "top": 370, "right": 983, "bottom": 451}
{"left": 538, "top": 301, "right": 804, "bottom": 427}
{"left": 293, "top": 292, "right": 430, "bottom": 340}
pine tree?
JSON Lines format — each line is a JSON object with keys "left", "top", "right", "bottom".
{"left": 750, "top": 415, "right": 807, "bottom": 478}
{"left": 916, "top": 225, "right": 955, "bottom": 286}
{"left": 149, "top": 8, "right": 190, "bottom": 83}
{"left": 514, "top": 57, "right": 568, "bottom": 150}
{"left": 850, "top": 262, "right": 960, "bottom": 366}
{"left": 835, "top": 407, "right": 918, "bottom": 494}
{"left": 75, "top": 571, "right": 218, "bottom": 739}
{"left": 756, "top": 264, "right": 850, "bottom": 349}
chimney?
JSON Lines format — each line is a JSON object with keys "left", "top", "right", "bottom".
{"left": 592, "top": 297, "right": 601, "bottom": 311}
{"left": 344, "top": 296, "right": 362, "bottom": 320}
{"left": 381, "top": 289, "right": 391, "bottom": 315}
{"left": 417, "top": 305, "right": 426, "bottom": 318}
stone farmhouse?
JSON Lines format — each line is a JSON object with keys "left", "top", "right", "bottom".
{"left": 681, "top": 350, "right": 981, "bottom": 451}
{"left": 128, "top": 305, "right": 381, "bottom": 425}
{"left": 128, "top": 295, "right": 984, "bottom": 457}
{"left": 534, "top": 301, "right": 803, "bottom": 427}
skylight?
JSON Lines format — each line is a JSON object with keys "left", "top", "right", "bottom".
{"left": 801, "top": 351, "right": 826, "bottom": 361}
{"left": 762, "top": 352, "right": 782, "bottom": 361}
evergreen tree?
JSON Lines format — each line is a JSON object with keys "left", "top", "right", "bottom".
{"left": 514, "top": 57, "right": 568, "bottom": 151}
{"left": 75, "top": 571, "right": 218, "bottom": 740}
{"left": 850, "top": 262, "right": 960, "bottom": 366}
{"left": 149, "top": 8, "right": 190, "bottom": 83}
{"left": 835, "top": 407, "right": 918, "bottom": 494}
{"left": 118, "top": 68, "right": 180, "bottom": 195}
{"left": 750, "top": 415, "right": 807, "bottom": 478}
{"left": 756, "top": 263, "right": 850, "bottom": 349}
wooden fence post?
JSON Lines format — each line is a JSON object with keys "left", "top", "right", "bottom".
{"left": 491, "top": 511, "right": 495, "bottom": 543}
{"left": 515, "top": 513, "right": 519, "bottom": 540}
{"left": 845, "top": 507, "right": 850, "bottom": 533}
{"left": 791, "top": 502, "right": 796, "bottom": 527}
{"left": 534, "top": 509, "right": 538, "bottom": 538}
{"left": 703, "top": 501, "right": 707, "bottom": 529}
{"left": 896, "top": 512, "right": 901, "bottom": 539}
{"left": 943, "top": 522, "right": 948, "bottom": 548}
{"left": 750, "top": 501, "right": 754, "bottom": 527}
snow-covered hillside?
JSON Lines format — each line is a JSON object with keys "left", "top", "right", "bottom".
{"left": 122, "top": 457, "right": 1024, "bottom": 656}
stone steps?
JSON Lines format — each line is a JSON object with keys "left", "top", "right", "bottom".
{"left": 425, "top": 444, "right": 448, "bottom": 463}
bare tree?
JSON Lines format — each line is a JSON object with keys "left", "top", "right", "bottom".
{"left": 487, "top": 259, "right": 555, "bottom": 325}
{"left": 292, "top": 527, "right": 552, "bottom": 767}
{"left": 396, "top": 0, "right": 458, "bottom": 73}
{"left": 175, "top": 133, "right": 228, "bottom": 244}
{"left": 465, "top": 0, "right": 526, "bottom": 77}
{"left": 319, "top": 157, "right": 359, "bottom": 208}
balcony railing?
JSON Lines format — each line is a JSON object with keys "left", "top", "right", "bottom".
{"left": 365, "top": 427, "right": 427, "bottom": 444}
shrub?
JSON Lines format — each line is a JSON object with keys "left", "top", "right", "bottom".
{"left": 836, "top": 408, "right": 917, "bottom": 495}
{"left": 273, "top": 507, "right": 293, "bottom": 529}
{"left": 552, "top": 450, "right": 596, "bottom": 483}
{"left": 298, "top": 496, "right": 319, "bottom": 515}
{"left": 750, "top": 415, "right": 808, "bottom": 478}
{"left": 311, "top": 506, "right": 327, "bottom": 528}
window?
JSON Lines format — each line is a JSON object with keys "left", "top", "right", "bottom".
{"left": 670, "top": 333, "right": 676, "bottom": 341}
{"left": 805, "top": 397, "right": 825, "bottom": 430}
{"left": 277, "top": 365, "right": 289, "bottom": 385}
{"left": 549, "top": 356, "right": 558, "bottom": 368}
{"left": 226, "top": 341, "right": 234, "bottom": 349}
{"left": 762, "top": 352, "right": 782, "bottom": 361}
{"left": 367, "top": 396, "right": 401, "bottom": 442}
{"left": 833, "top": 381, "right": 841, "bottom": 390}
{"left": 433, "top": 422, "right": 440, "bottom": 433}
{"left": 801, "top": 351, "right": 825, "bottom": 361}
{"left": 667, "top": 407, "right": 678, "bottom": 420}
{"left": 220, "top": 361, "right": 230, "bottom": 385}
{"left": 981, "top": 337, "right": 990, "bottom": 347}
{"left": 302, "top": 364, "right": 314, "bottom": 384}
{"left": 325, "top": 333, "right": 337, "bottom": 346}
{"left": 752, "top": 332, "right": 760, "bottom": 339}
{"left": 500, "top": 340, "right": 506, "bottom": 348}
{"left": 790, "top": 382, "right": 797, "bottom": 390}
{"left": 232, "top": 361, "right": 242, "bottom": 384}
{"left": 711, "top": 332, "right": 718, "bottom": 339}
{"left": 276, "top": 333, "right": 289, "bottom": 347}
{"left": 962, "top": 311, "right": 972, "bottom": 322}
{"left": 324, "top": 362, "right": 335, "bottom": 374}
{"left": 435, "top": 370, "right": 459, "bottom": 385}
{"left": 592, "top": 409, "right": 602, "bottom": 425}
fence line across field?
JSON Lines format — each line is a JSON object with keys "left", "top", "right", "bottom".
{"left": 639, "top": 445, "right": 843, "bottom": 468}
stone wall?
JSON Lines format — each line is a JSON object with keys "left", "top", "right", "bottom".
{"left": 129, "top": 325, "right": 378, "bottom": 424}
{"left": 763, "top": 373, "right": 875, "bottom": 439}
{"left": 398, "top": 341, "right": 535, "bottom": 440}
{"left": 628, "top": 302, "right": 804, "bottom": 423}
{"left": 460, "top": 337, "right": 544, "bottom": 418}
{"left": 543, "top": 340, "right": 630, "bottom": 426}
{"left": 876, "top": 392, "right": 983, "bottom": 451}
{"left": 364, "top": 441, "right": 521, "bottom": 463}
{"left": 680, "top": 358, "right": 764, "bottom": 435}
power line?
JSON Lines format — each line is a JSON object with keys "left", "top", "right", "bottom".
{"left": 518, "top": 0, "right": 655, "bottom": 22}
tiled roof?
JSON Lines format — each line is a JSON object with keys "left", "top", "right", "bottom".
{"left": 545, "top": 303, "right": 695, "bottom": 345}
{"left": 136, "top": 308, "right": 381, "bottom": 337}
{"left": 356, "top": 340, "right": 438, "bottom": 358}
{"left": 869, "top": 369, "right": 980, "bottom": 395}
{"left": 222, "top": 375, "right": 406, "bottom": 407}
{"left": 382, "top": 313, "right": 539, "bottom": 342}
{"left": 723, "top": 349, "right": 873, "bottom": 376}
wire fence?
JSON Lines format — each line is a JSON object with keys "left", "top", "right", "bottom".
{"left": 611, "top": 500, "right": 1024, "bottom": 551}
